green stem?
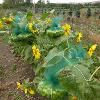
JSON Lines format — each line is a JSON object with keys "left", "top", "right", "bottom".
{"left": 51, "top": 88, "right": 53, "bottom": 99}
{"left": 89, "top": 66, "right": 100, "bottom": 81}
{"left": 67, "top": 37, "right": 69, "bottom": 48}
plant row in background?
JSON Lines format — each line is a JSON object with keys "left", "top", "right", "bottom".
{"left": 0, "top": 11, "right": 100, "bottom": 100}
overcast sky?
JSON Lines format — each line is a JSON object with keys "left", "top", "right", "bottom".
{"left": 0, "top": 0, "right": 99, "bottom": 4}
{"left": 49, "top": 0, "right": 99, "bottom": 3}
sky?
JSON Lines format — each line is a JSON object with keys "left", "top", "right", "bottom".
{"left": 0, "top": 0, "right": 99, "bottom": 4}
{"left": 49, "top": 0, "right": 99, "bottom": 3}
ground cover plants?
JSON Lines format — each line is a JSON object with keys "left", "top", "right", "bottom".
{"left": 0, "top": 11, "right": 100, "bottom": 100}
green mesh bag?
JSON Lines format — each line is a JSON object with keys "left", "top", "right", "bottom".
{"left": 46, "top": 17, "right": 64, "bottom": 37}
{"left": 10, "top": 13, "right": 35, "bottom": 44}
{"left": 44, "top": 44, "right": 86, "bottom": 85}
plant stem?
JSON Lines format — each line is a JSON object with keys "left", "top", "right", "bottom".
{"left": 67, "top": 37, "right": 69, "bottom": 48}
{"left": 89, "top": 66, "right": 100, "bottom": 81}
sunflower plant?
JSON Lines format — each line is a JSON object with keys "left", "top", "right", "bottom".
{"left": 3, "top": 11, "right": 100, "bottom": 100}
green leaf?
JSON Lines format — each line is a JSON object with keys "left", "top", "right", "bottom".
{"left": 33, "top": 76, "right": 43, "bottom": 84}
{"left": 24, "top": 46, "right": 32, "bottom": 60}
{"left": 72, "top": 64, "right": 91, "bottom": 82}
{"left": 44, "top": 48, "right": 59, "bottom": 63}
{"left": 41, "top": 12, "right": 50, "bottom": 20}
{"left": 59, "top": 74, "right": 79, "bottom": 95}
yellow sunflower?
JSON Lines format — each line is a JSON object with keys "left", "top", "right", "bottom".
{"left": 62, "top": 24, "right": 71, "bottom": 36}
{"left": 88, "top": 44, "right": 97, "bottom": 57}
{"left": 76, "top": 32, "right": 82, "bottom": 42}
{"left": 32, "top": 45, "right": 41, "bottom": 60}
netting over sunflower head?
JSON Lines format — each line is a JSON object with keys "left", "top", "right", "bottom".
{"left": 12, "top": 13, "right": 30, "bottom": 36}
{"left": 50, "top": 17, "right": 63, "bottom": 30}
{"left": 44, "top": 43, "right": 87, "bottom": 86}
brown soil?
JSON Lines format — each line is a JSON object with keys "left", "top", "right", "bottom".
{"left": 0, "top": 37, "right": 48, "bottom": 100}
{"left": 88, "top": 34, "right": 100, "bottom": 44}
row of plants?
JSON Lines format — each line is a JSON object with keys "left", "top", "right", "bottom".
{"left": 0, "top": 11, "right": 100, "bottom": 100}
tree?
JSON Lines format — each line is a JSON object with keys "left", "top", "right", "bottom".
{"left": 4, "top": 0, "right": 13, "bottom": 4}
{"left": 37, "top": 0, "right": 45, "bottom": 4}
{"left": 3, "top": 0, "right": 15, "bottom": 8}
{"left": 4, "top": 0, "right": 25, "bottom": 5}
{"left": 47, "top": 0, "right": 50, "bottom": 4}
{"left": 26, "top": 0, "right": 32, "bottom": 3}
{"left": 37, "top": 0, "right": 45, "bottom": 8}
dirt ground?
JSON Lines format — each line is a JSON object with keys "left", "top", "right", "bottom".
{"left": 0, "top": 37, "right": 48, "bottom": 100}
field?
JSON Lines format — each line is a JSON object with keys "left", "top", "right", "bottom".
{"left": 0, "top": 5, "right": 100, "bottom": 100}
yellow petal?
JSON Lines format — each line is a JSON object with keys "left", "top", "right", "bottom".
{"left": 91, "top": 44, "right": 97, "bottom": 51}
{"left": 24, "top": 89, "right": 28, "bottom": 94}
{"left": 28, "top": 88, "right": 35, "bottom": 95}
{"left": 32, "top": 45, "right": 36, "bottom": 50}
{"left": 35, "top": 53, "right": 41, "bottom": 59}
{"left": 16, "top": 82, "right": 23, "bottom": 90}
{"left": 88, "top": 44, "right": 97, "bottom": 57}
{"left": 62, "top": 24, "right": 71, "bottom": 36}
{"left": 2, "top": 17, "right": 6, "bottom": 20}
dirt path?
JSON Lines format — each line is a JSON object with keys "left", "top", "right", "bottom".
{"left": 0, "top": 37, "right": 48, "bottom": 100}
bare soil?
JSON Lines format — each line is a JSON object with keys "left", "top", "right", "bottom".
{"left": 0, "top": 37, "right": 48, "bottom": 100}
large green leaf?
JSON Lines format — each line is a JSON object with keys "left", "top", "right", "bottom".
{"left": 72, "top": 64, "right": 91, "bottom": 82}
{"left": 44, "top": 48, "right": 62, "bottom": 64}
